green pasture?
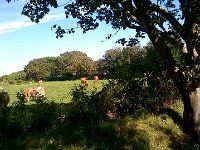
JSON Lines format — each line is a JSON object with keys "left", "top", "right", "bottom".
{"left": 0, "top": 80, "right": 196, "bottom": 149}
{"left": 1, "top": 80, "right": 106, "bottom": 105}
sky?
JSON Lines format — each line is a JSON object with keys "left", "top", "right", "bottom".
{"left": 0, "top": 0, "right": 149, "bottom": 76}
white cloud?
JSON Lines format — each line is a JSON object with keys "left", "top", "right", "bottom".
{"left": 0, "top": 20, "right": 35, "bottom": 34}
{"left": 41, "top": 13, "right": 66, "bottom": 23}
{"left": 0, "top": 12, "right": 65, "bottom": 34}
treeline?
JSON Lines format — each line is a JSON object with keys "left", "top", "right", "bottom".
{"left": 0, "top": 43, "right": 163, "bottom": 84}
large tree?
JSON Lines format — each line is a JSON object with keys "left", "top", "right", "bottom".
{"left": 8, "top": 0, "right": 200, "bottom": 142}
{"left": 24, "top": 57, "right": 53, "bottom": 81}
{"left": 57, "top": 50, "right": 97, "bottom": 79}
{"left": 97, "top": 46, "right": 145, "bottom": 79}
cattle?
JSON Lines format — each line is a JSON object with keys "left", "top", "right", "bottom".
{"left": 93, "top": 75, "right": 98, "bottom": 84}
{"left": 81, "top": 77, "right": 88, "bottom": 86}
{"left": 0, "top": 91, "right": 10, "bottom": 110}
{"left": 106, "top": 110, "right": 117, "bottom": 120}
{"left": 38, "top": 79, "right": 43, "bottom": 86}
{"left": 24, "top": 86, "right": 45, "bottom": 102}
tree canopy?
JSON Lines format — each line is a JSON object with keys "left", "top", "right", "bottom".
{"left": 23, "top": 50, "right": 97, "bottom": 81}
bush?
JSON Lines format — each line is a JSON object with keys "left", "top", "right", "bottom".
{"left": 121, "top": 72, "right": 180, "bottom": 111}
{"left": 68, "top": 85, "right": 101, "bottom": 124}
{"left": 68, "top": 75, "right": 180, "bottom": 124}
{"left": 68, "top": 80, "right": 138, "bottom": 124}
{"left": 0, "top": 97, "right": 68, "bottom": 139}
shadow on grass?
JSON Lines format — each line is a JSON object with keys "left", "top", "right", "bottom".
{"left": 0, "top": 102, "right": 151, "bottom": 150}
{"left": 158, "top": 108, "right": 199, "bottom": 149}
{"left": 159, "top": 108, "right": 184, "bottom": 130}
{"left": 0, "top": 120, "right": 151, "bottom": 150}
{"left": 1, "top": 102, "right": 194, "bottom": 150}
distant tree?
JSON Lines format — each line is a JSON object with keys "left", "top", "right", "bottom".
{"left": 9, "top": 0, "right": 200, "bottom": 142}
{"left": 96, "top": 58, "right": 108, "bottom": 78}
{"left": 98, "top": 46, "right": 143, "bottom": 79}
{"left": 57, "top": 50, "right": 97, "bottom": 80}
{"left": 24, "top": 57, "right": 53, "bottom": 81}
{"left": 101, "top": 48, "right": 122, "bottom": 78}
{"left": 97, "top": 46, "right": 163, "bottom": 79}
{"left": 121, "top": 46, "right": 145, "bottom": 77}
{"left": 1, "top": 71, "right": 26, "bottom": 84}
{"left": 44, "top": 57, "right": 61, "bottom": 81}
{"left": 131, "top": 43, "right": 165, "bottom": 77}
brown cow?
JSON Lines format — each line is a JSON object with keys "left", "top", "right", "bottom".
{"left": 81, "top": 77, "right": 88, "bottom": 86}
{"left": 24, "top": 86, "right": 45, "bottom": 102}
{"left": 93, "top": 75, "right": 98, "bottom": 84}
{"left": 0, "top": 91, "right": 10, "bottom": 110}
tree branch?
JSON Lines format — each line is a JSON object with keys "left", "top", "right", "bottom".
{"left": 144, "top": 0, "right": 185, "bottom": 39}
{"left": 107, "top": 0, "right": 139, "bottom": 22}
{"left": 178, "top": 0, "right": 186, "bottom": 12}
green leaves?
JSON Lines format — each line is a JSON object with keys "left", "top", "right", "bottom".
{"left": 181, "top": 65, "right": 200, "bottom": 91}
{"left": 23, "top": 50, "right": 97, "bottom": 81}
{"left": 24, "top": 57, "right": 55, "bottom": 81}
{"left": 116, "top": 38, "right": 140, "bottom": 46}
{"left": 22, "top": 2, "right": 50, "bottom": 23}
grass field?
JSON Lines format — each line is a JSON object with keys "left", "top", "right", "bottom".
{"left": 0, "top": 80, "right": 196, "bottom": 149}
{"left": 1, "top": 80, "right": 106, "bottom": 105}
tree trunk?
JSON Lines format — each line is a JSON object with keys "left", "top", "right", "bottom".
{"left": 173, "top": 77, "right": 194, "bottom": 131}
{"left": 175, "top": 78, "right": 200, "bottom": 143}
{"left": 142, "top": 19, "right": 200, "bottom": 142}
{"left": 188, "top": 87, "right": 200, "bottom": 142}
{"left": 153, "top": 37, "right": 200, "bottom": 142}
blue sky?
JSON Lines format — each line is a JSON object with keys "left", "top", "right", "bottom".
{"left": 0, "top": 0, "right": 149, "bottom": 76}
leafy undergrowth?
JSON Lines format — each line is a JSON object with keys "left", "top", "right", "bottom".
{"left": 0, "top": 100, "right": 197, "bottom": 150}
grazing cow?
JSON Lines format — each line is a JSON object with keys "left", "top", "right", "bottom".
{"left": 106, "top": 110, "right": 117, "bottom": 120}
{"left": 93, "top": 75, "right": 98, "bottom": 84}
{"left": 0, "top": 91, "right": 10, "bottom": 110}
{"left": 81, "top": 77, "right": 88, "bottom": 86}
{"left": 24, "top": 86, "right": 45, "bottom": 102}
{"left": 38, "top": 79, "right": 43, "bottom": 86}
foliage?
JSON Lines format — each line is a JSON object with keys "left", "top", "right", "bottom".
{"left": 69, "top": 82, "right": 126, "bottom": 123}
{"left": 68, "top": 85, "right": 102, "bottom": 123}
{"left": 16, "top": 89, "right": 27, "bottom": 103}
{"left": 0, "top": 71, "right": 26, "bottom": 85}
{"left": 23, "top": 51, "right": 97, "bottom": 81}
{"left": 68, "top": 77, "right": 180, "bottom": 123}
{"left": 24, "top": 57, "right": 56, "bottom": 81}
{"left": 57, "top": 50, "right": 97, "bottom": 80}
{"left": 121, "top": 73, "right": 180, "bottom": 110}
{"left": 97, "top": 44, "right": 165, "bottom": 79}
{"left": 0, "top": 98, "right": 68, "bottom": 138}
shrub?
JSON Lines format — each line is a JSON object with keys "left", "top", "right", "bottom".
{"left": 68, "top": 80, "right": 134, "bottom": 124}
{"left": 68, "top": 75, "right": 180, "bottom": 124}
{"left": 68, "top": 85, "right": 100, "bottom": 124}
{"left": 0, "top": 95, "right": 68, "bottom": 139}
{"left": 121, "top": 72, "right": 180, "bottom": 111}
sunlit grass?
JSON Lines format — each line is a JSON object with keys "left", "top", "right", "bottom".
{"left": 1, "top": 80, "right": 106, "bottom": 105}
